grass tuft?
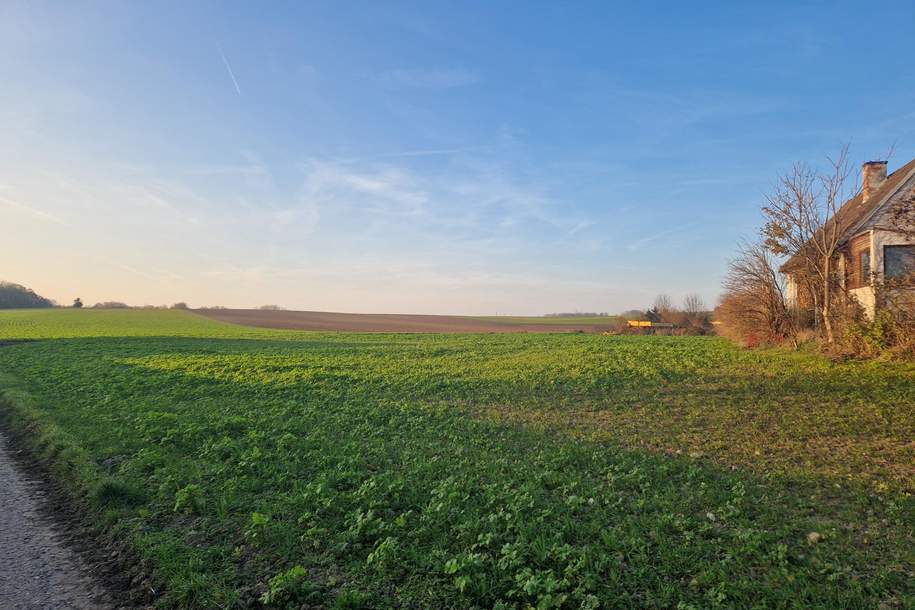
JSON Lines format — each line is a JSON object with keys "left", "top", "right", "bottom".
{"left": 92, "top": 479, "right": 147, "bottom": 509}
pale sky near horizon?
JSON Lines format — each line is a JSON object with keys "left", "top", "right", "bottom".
{"left": 2, "top": 2, "right": 915, "bottom": 315}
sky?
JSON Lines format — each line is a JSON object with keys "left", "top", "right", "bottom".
{"left": 2, "top": 1, "right": 915, "bottom": 315}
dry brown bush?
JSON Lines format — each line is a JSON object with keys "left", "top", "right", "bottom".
{"left": 717, "top": 241, "right": 796, "bottom": 347}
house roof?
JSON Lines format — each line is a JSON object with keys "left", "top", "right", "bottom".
{"left": 780, "top": 156, "right": 915, "bottom": 273}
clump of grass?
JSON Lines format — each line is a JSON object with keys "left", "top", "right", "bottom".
{"left": 92, "top": 478, "right": 146, "bottom": 509}
{"left": 260, "top": 566, "right": 322, "bottom": 607}
{"left": 173, "top": 484, "right": 205, "bottom": 515}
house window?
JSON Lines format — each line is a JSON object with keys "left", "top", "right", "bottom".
{"left": 884, "top": 245, "right": 915, "bottom": 280}
{"left": 846, "top": 233, "right": 871, "bottom": 289}
{"left": 847, "top": 248, "right": 871, "bottom": 289}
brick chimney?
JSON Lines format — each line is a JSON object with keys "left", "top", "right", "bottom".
{"left": 862, "top": 161, "right": 887, "bottom": 202}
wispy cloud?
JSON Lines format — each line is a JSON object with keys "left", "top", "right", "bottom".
{"left": 136, "top": 188, "right": 174, "bottom": 209}
{"left": 374, "top": 146, "right": 486, "bottom": 159}
{"left": 291, "top": 157, "right": 595, "bottom": 255}
{"left": 0, "top": 195, "right": 64, "bottom": 224}
{"left": 300, "top": 160, "right": 429, "bottom": 217}
{"left": 113, "top": 262, "right": 184, "bottom": 281}
{"left": 626, "top": 221, "right": 699, "bottom": 252}
{"left": 219, "top": 47, "right": 241, "bottom": 96}
{"left": 377, "top": 67, "right": 479, "bottom": 89}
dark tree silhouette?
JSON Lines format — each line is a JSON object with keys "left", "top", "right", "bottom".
{"left": 0, "top": 282, "right": 55, "bottom": 309}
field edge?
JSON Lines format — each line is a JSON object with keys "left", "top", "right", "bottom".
{"left": 0, "top": 377, "right": 160, "bottom": 608}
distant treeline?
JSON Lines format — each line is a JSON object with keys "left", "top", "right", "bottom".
{"left": 544, "top": 312, "right": 613, "bottom": 317}
{"left": 0, "top": 286, "right": 287, "bottom": 312}
{"left": 93, "top": 302, "right": 191, "bottom": 309}
{"left": 0, "top": 282, "right": 55, "bottom": 309}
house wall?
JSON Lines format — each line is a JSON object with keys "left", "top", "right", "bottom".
{"left": 873, "top": 228, "right": 914, "bottom": 281}
{"left": 840, "top": 232, "right": 874, "bottom": 318}
{"left": 846, "top": 172, "right": 915, "bottom": 318}
{"left": 868, "top": 178, "right": 914, "bottom": 300}
{"left": 786, "top": 275, "right": 798, "bottom": 308}
{"left": 842, "top": 230, "right": 911, "bottom": 319}
{"left": 849, "top": 286, "right": 876, "bottom": 318}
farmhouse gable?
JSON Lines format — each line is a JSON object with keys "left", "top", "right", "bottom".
{"left": 782, "top": 157, "right": 915, "bottom": 318}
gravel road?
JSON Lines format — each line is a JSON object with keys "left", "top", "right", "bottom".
{"left": 0, "top": 433, "right": 114, "bottom": 609}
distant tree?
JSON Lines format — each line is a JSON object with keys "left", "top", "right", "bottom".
{"left": 619, "top": 309, "right": 647, "bottom": 320}
{"left": 170, "top": 302, "right": 189, "bottom": 310}
{"left": 0, "top": 282, "right": 55, "bottom": 309}
{"left": 683, "top": 294, "right": 706, "bottom": 315}
{"left": 652, "top": 294, "right": 673, "bottom": 314}
{"left": 72, "top": 297, "right": 83, "bottom": 309}
{"left": 681, "top": 294, "right": 712, "bottom": 334}
{"left": 646, "top": 294, "right": 676, "bottom": 323}
{"left": 645, "top": 307, "right": 660, "bottom": 323}
{"left": 92, "top": 301, "right": 129, "bottom": 309}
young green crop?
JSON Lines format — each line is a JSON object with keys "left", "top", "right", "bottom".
{"left": 0, "top": 309, "right": 912, "bottom": 608}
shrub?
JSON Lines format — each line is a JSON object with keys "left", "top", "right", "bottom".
{"left": 717, "top": 242, "right": 796, "bottom": 347}
{"left": 835, "top": 295, "right": 914, "bottom": 360}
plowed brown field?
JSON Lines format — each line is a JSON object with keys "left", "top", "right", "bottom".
{"left": 196, "top": 309, "right": 614, "bottom": 333}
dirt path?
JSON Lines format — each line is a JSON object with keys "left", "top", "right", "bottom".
{"left": 0, "top": 433, "right": 114, "bottom": 610}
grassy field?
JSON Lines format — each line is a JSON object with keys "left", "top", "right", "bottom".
{"left": 0, "top": 309, "right": 912, "bottom": 609}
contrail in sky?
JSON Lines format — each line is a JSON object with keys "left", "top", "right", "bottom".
{"left": 0, "top": 195, "right": 64, "bottom": 224}
{"left": 219, "top": 47, "right": 241, "bottom": 95}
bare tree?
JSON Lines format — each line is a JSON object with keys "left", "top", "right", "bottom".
{"left": 719, "top": 240, "right": 796, "bottom": 346}
{"left": 682, "top": 294, "right": 706, "bottom": 315}
{"left": 652, "top": 294, "right": 673, "bottom": 313}
{"left": 678, "top": 293, "right": 711, "bottom": 334}
{"left": 761, "top": 146, "right": 857, "bottom": 343}
{"left": 645, "top": 294, "right": 675, "bottom": 323}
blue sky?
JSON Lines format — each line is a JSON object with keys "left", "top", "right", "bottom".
{"left": 2, "top": 1, "right": 914, "bottom": 314}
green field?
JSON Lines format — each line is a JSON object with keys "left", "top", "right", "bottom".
{"left": 0, "top": 309, "right": 912, "bottom": 609}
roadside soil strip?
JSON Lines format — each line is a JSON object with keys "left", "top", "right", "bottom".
{"left": 0, "top": 433, "right": 113, "bottom": 610}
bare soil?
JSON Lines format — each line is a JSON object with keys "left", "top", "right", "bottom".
{"left": 196, "top": 309, "right": 616, "bottom": 333}
{"left": 0, "top": 433, "right": 115, "bottom": 610}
